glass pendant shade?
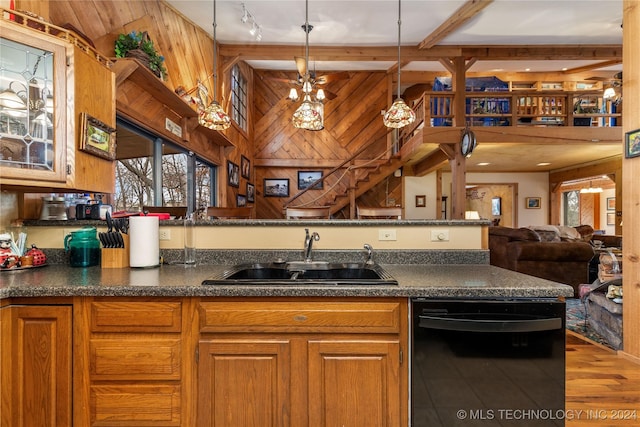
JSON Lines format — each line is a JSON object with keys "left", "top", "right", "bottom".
{"left": 292, "top": 95, "right": 323, "bottom": 131}
{"left": 384, "top": 0, "right": 415, "bottom": 129}
{"left": 288, "top": 88, "right": 299, "bottom": 101}
{"left": 201, "top": 0, "right": 231, "bottom": 131}
{"left": 200, "top": 100, "right": 231, "bottom": 130}
{"left": 383, "top": 98, "right": 416, "bottom": 128}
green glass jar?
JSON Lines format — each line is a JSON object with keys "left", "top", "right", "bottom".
{"left": 64, "top": 227, "right": 101, "bottom": 267}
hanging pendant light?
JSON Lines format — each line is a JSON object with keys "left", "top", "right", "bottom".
{"left": 383, "top": 0, "right": 415, "bottom": 128}
{"left": 200, "top": 0, "right": 231, "bottom": 131}
{"left": 292, "top": 0, "right": 324, "bottom": 131}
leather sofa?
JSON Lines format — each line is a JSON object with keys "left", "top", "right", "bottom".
{"left": 488, "top": 225, "right": 595, "bottom": 296}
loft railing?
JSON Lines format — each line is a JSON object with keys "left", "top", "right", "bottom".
{"left": 401, "top": 90, "right": 621, "bottom": 134}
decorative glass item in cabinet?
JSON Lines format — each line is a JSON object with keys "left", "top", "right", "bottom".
{"left": 0, "top": 37, "right": 54, "bottom": 171}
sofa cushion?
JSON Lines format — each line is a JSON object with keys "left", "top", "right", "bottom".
{"left": 512, "top": 241, "right": 594, "bottom": 262}
{"left": 527, "top": 225, "right": 561, "bottom": 242}
{"left": 489, "top": 226, "right": 541, "bottom": 242}
{"left": 556, "top": 225, "right": 582, "bottom": 241}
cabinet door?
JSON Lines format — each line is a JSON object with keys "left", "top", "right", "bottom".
{"left": 1, "top": 305, "right": 72, "bottom": 427}
{"left": 307, "top": 340, "right": 401, "bottom": 427}
{"left": 0, "top": 24, "right": 69, "bottom": 184}
{"left": 198, "top": 339, "right": 292, "bottom": 427}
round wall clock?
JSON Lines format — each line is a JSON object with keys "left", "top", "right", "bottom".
{"left": 460, "top": 128, "right": 477, "bottom": 157}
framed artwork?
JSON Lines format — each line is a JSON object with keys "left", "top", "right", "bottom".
{"left": 607, "top": 212, "right": 616, "bottom": 225}
{"left": 298, "top": 171, "right": 323, "bottom": 190}
{"left": 607, "top": 197, "right": 615, "bottom": 211}
{"left": 247, "top": 183, "right": 255, "bottom": 203}
{"left": 415, "top": 195, "right": 426, "bottom": 207}
{"left": 227, "top": 160, "right": 239, "bottom": 187}
{"left": 525, "top": 197, "right": 541, "bottom": 209}
{"left": 264, "top": 178, "right": 289, "bottom": 197}
{"left": 237, "top": 194, "right": 247, "bottom": 207}
{"left": 79, "top": 113, "right": 116, "bottom": 160}
{"left": 241, "top": 155, "right": 250, "bottom": 180}
{"left": 491, "top": 197, "right": 502, "bottom": 215}
{"left": 625, "top": 128, "right": 640, "bottom": 158}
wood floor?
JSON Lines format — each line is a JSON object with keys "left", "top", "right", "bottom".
{"left": 566, "top": 331, "right": 640, "bottom": 426}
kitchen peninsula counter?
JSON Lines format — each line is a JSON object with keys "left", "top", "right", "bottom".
{"left": 0, "top": 263, "right": 574, "bottom": 299}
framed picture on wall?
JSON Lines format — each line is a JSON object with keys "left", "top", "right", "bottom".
{"left": 625, "top": 128, "right": 640, "bottom": 158}
{"left": 264, "top": 178, "right": 289, "bottom": 197}
{"left": 298, "top": 171, "right": 323, "bottom": 190}
{"left": 241, "top": 155, "right": 250, "bottom": 180}
{"left": 415, "top": 195, "right": 426, "bottom": 207}
{"left": 247, "top": 183, "right": 255, "bottom": 202}
{"left": 227, "top": 160, "right": 239, "bottom": 187}
{"left": 525, "top": 197, "right": 541, "bottom": 209}
{"left": 491, "top": 197, "right": 502, "bottom": 215}
{"left": 607, "top": 197, "right": 615, "bottom": 210}
{"left": 607, "top": 212, "right": 616, "bottom": 225}
{"left": 237, "top": 194, "right": 247, "bottom": 207}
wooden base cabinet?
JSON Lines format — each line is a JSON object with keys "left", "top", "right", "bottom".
{"left": 0, "top": 303, "right": 73, "bottom": 427}
{"left": 82, "top": 298, "right": 192, "bottom": 427}
{"left": 197, "top": 298, "right": 409, "bottom": 427}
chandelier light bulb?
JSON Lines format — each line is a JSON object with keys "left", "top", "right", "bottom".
{"left": 288, "top": 88, "right": 299, "bottom": 101}
{"left": 316, "top": 88, "right": 326, "bottom": 101}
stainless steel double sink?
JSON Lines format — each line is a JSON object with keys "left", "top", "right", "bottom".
{"left": 202, "top": 261, "right": 398, "bottom": 286}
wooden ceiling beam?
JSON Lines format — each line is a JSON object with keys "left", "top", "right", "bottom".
{"left": 460, "top": 45, "right": 621, "bottom": 60}
{"left": 219, "top": 44, "right": 621, "bottom": 62}
{"left": 419, "top": 0, "right": 495, "bottom": 50}
{"left": 563, "top": 59, "right": 623, "bottom": 74}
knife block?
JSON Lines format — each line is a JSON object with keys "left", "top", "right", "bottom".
{"left": 101, "top": 234, "right": 130, "bottom": 268}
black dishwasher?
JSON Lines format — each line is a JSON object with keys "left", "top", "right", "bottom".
{"left": 411, "top": 298, "right": 565, "bottom": 427}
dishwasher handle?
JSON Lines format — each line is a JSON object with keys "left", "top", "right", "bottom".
{"left": 418, "top": 314, "right": 563, "bottom": 333}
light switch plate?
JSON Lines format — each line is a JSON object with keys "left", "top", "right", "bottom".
{"left": 378, "top": 229, "right": 397, "bottom": 241}
{"left": 159, "top": 229, "right": 171, "bottom": 240}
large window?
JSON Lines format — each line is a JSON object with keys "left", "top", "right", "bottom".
{"left": 231, "top": 64, "right": 247, "bottom": 131}
{"left": 114, "top": 118, "right": 217, "bottom": 216}
{"left": 563, "top": 190, "right": 580, "bottom": 226}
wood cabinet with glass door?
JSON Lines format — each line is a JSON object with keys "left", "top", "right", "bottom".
{"left": 0, "top": 18, "right": 115, "bottom": 193}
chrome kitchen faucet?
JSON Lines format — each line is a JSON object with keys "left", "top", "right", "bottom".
{"left": 304, "top": 228, "right": 320, "bottom": 263}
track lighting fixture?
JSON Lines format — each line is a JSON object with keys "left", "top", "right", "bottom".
{"left": 240, "top": 3, "right": 262, "bottom": 41}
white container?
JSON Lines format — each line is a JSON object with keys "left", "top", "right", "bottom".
{"left": 129, "top": 216, "right": 160, "bottom": 267}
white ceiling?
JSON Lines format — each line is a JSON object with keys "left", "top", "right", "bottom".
{"left": 167, "top": 0, "right": 624, "bottom": 73}
{"left": 165, "top": 0, "right": 625, "bottom": 174}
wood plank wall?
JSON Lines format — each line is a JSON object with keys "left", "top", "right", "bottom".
{"left": 34, "top": 0, "right": 251, "bottom": 208}
{"left": 621, "top": 0, "right": 640, "bottom": 362}
{"left": 253, "top": 69, "right": 392, "bottom": 218}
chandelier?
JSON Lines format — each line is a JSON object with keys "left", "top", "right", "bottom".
{"left": 382, "top": 0, "right": 415, "bottom": 128}
{"left": 200, "top": 0, "right": 231, "bottom": 131}
{"left": 292, "top": 0, "right": 324, "bottom": 131}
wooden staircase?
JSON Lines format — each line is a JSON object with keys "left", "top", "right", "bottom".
{"left": 284, "top": 134, "right": 421, "bottom": 218}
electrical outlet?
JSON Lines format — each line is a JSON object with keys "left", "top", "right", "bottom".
{"left": 378, "top": 229, "right": 397, "bottom": 241}
{"left": 159, "top": 229, "right": 171, "bottom": 240}
{"left": 430, "top": 229, "right": 449, "bottom": 242}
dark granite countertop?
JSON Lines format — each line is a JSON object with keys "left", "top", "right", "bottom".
{"left": 0, "top": 263, "right": 574, "bottom": 299}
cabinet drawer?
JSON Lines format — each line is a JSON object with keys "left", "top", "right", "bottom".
{"left": 200, "top": 300, "right": 401, "bottom": 333}
{"left": 90, "top": 384, "right": 180, "bottom": 426}
{"left": 90, "top": 338, "right": 181, "bottom": 380}
{"left": 91, "top": 300, "right": 182, "bottom": 332}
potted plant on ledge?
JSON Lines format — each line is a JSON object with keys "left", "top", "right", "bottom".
{"left": 114, "top": 31, "right": 167, "bottom": 79}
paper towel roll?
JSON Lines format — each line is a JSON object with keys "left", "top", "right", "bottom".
{"left": 129, "top": 216, "right": 160, "bottom": 267}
